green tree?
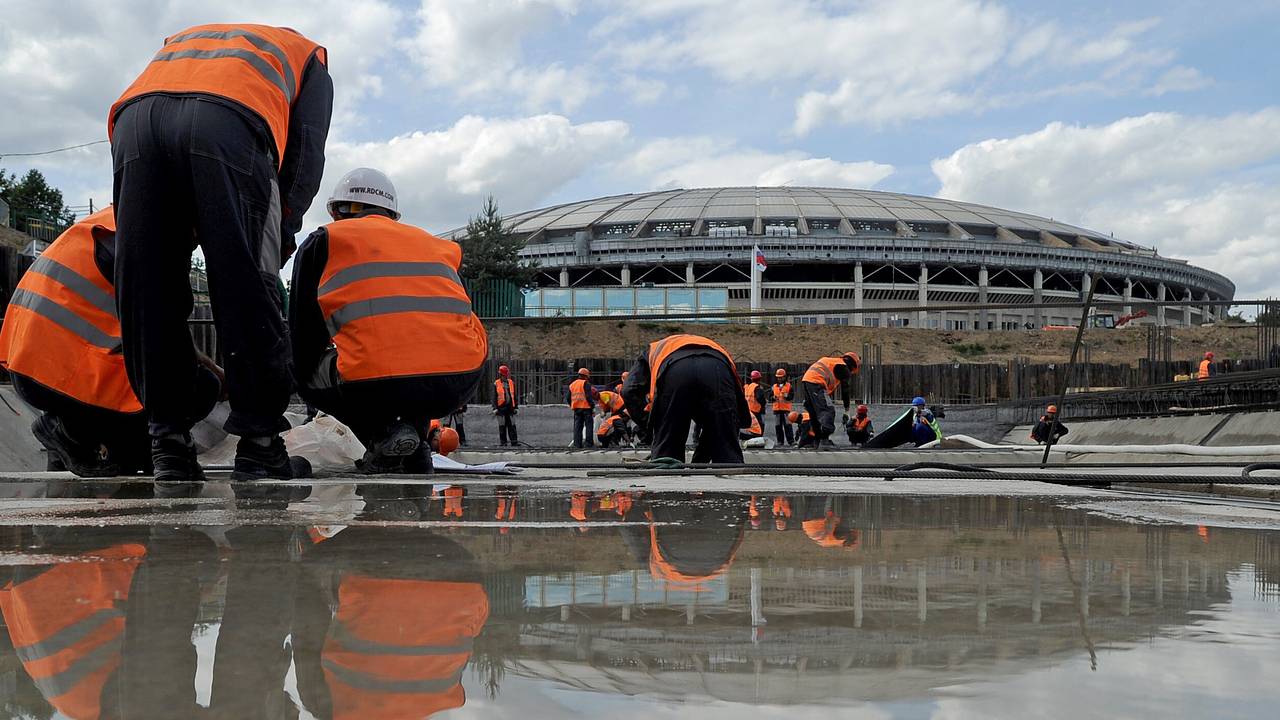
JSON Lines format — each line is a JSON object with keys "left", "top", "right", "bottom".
{"left": 458, "top": 196, "right": 535, "bottom": 286}
{"left": 0, "top": 167, "right": 76, "bottom": 232}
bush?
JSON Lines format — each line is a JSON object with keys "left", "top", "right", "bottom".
{"left": 952, "top": 342, "right": 987, "bottom": 358}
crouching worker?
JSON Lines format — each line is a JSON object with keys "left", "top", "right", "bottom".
{"left": 0, "top": 207, "right": 220, "bottom": 479}
{"left": 1031, "top": 404, "right": 1069, "bottom": 444}
{"left": 788, "top": 411, "right": 816, "bottom": 448}
{"left": 845, "top": 404, "right": 874, "bottom": 447}
{"left": 597, "top": 411, "right": 631, "bottom": 448}
{"left": 425, "top": 420, "right": 461, "bottom": 457}
{"left": 622, "top": 334, "right": 749, "bottom": 464}
{"left": 910, "top": 396, "right": 942, "bottom": 447}
{"left": 289, "top": 168, "right": 487, "bottom": 473}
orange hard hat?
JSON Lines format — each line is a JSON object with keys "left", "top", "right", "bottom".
{"left": 1046, "top": 404, "right": 1058, "bottom": 414}
{"left": 842, "top": 351, "right": 861, "bottom": 372}
{"left": 775, "top": 368, "right": 787, "bottom": 377}
{"left": 578, "top": 367, "right": 590, "bottom": 376}
{"left": 437, "top": 427, "right": 460, "bottom": 456}
{"left": 498, "top": 364, "right": 510, "bottom": 376}
{"left": 750, "top": 370, "right": 762, "bottom": 380}
{"left": 1205, "top": 351, "right": 1214, "bottom": 360}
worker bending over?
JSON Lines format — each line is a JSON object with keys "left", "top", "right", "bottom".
{"left": 743, "top": 370, "right": 768, "bottom": 432}
{"left": 289, "top": 168, "right": 487, "bottom": 473}
{"left": 0, "top": 208, "right": 219, "bottom": 479}
{"left": 622, "top": 334, "right": 749, "bottom": 464}
{"left": 1198, "top": 351, "right": 1216, "bottom": 381}
{"left": 910, "top": 396, "right": 942, "bottom": 447}
{"left": 788, "top": 411, "right": 816, "bottom": 448}
{"left": 1031, "top": 404, "right": 1069, "bottom": 444}
{"left": 845, "top": 404, "right": 874, "bottom": 446}
{"left": 568, "top": 368, "right": 598, "bottom": 448}
{"left": 109, "top": 23, "right": 332, "bottom": 489}
{"left": 771, "top": 368, "right": 795, "bottom": 446}
{"left": 801, "top": 352, "right": 860, "bottom": 447}
{"left": 493, "top": 364, "right": 519, "bottom": 446}
{"left": 597, "top": 410, "right": 631, "bottom": 447}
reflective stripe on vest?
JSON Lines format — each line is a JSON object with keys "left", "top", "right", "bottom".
{"left": 495, "top": 378, "right": 515, "bottom": 407}
{"left": 317, "top": 216, "right": 488, "bottom": 382}
{"left": 0, "top": 208, "right": 141, "bottom": 412}
{"left": 569, "top": 379, "right": 591, "bottom": 409}
{"left": 772, "top": 382, "right": 793, "bottom": 412}
{"left": 109, "top": 24, "right": 325, "bottom": 165}
{"left": 645, "top": 334, "right": 737, "bottom": 406}
{"left": 802, "top": 357, "right": 841, "bottom": 395}
{"left": 744, "top": 383, "right": 762, "bottom": 414}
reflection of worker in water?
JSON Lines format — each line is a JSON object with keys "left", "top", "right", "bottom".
{"left": 800, "top": 496, "right": 861, "bottom": 549}
{"left": 910, "top": 396, "right": 942, "bottom": 447}
{"left": 621, "top": 334, "right": 750, "bottom": 464}
{"left": 293, "top": 525, "right": 491, "bottom": 719}
{"left": 616, "top": 493, "right": 748, "bottom": 590}
{"left": 1031, "top": 404, "right": 1070, "bottom": 444}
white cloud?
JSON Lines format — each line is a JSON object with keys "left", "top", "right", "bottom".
{"left": 403, "top": 0, "right": 594, "bottom": 112}
{"left": 931, "top": 109, "right": 1280, "bottom": 297}
{"left": 316, "top": 114, "right": 629, "bottom": 232}
{"left": 622, "top": 137, "right": 894, "bottom": 190}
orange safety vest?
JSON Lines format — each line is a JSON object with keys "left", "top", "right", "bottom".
{"left": 597, "top": 414, "right": 623, "bottom": 438}
{"left": 1198, "top": 359, "right": 1212, "bottom": 380}
{"left": 322, "top": 576, "right": 489, "bottom": 720}
{"left": 744, "top": 382, "right": 763, "bottom": 414}
{"left": 646, "top": 512, "right": 743, "bottom": 589}
{"left": 802, "top": 512, "right": 860, "bottom": 549}
{"left": 599, "top": 392, "right": 625, "bottom": 414}
{"left": 0, "top": 543, "right": 145, "bottom": 720}
{"left": 442, "top": 486, "right": 464, "bottom": 518}
{"left": 569, "top": 379, "right": 592, "bottom": 409}
{"left": 570, "top": 491, "right": 591, "bottom": 521}
{"left": 494, "top": 378, "right": 516, "bottom": 408}
{"left": 109, "top": 24, "right": 326, "bottom": 165}
{"left": 0, "top": 208, "right": 141, "bottom": 413}
{"left": 645, "top": 334, "right": 736, "bottom": 406}
{"left": 802, "top": 357, "right": 846, "bottom": 396}
{"left": 316, "top": 216, "right": 488, "bottom": 382}
{"left": 772, "top": 382, "right": 792, "bottom": 412}
{"left": 745, "top": 412, "right": 762, "bottom": 437}
{"left": 852, "top": 416, "right": 871, "bottom": 432}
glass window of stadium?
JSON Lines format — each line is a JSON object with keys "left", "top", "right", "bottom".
{"left": 606, "top": 288, "right": 635, "bottom": 315}
{"left": 636, "top": 288, "right": 664, "bottom": 315}
{"left": 573, "top": 288, "right": 604, "bottom": 316}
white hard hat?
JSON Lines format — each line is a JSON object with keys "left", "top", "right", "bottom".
{"left": 327, "top": 167, "right": 400, "bottom": 220}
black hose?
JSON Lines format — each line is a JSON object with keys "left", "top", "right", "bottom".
{"left": 1241, "top": 463, "right": 1280, "bottom": 481}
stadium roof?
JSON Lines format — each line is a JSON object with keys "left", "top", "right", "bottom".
{"left": 472, "top": 186, "right": 1145, "bottom": 252}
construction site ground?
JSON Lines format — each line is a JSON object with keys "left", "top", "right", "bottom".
{"left": 486, "top": 320, "right": 1257, "bottom": 364}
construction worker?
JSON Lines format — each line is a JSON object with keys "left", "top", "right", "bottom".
{"left": 1031, "top": 404, "right": 1069, "bottom": 444}
{"left": 0, "top": 208, "right": 220, "bottom": 480}
{"left": 493, "top": 364, "right": 519, "bottom": 445}
{"left": 771, "top": 368, "right": 795, "bottom": 445}
{"left": 801, "top": 352, "right": 860, "bottom": 447}
{"left": 910, "top": 396, "right": 943, "bottom": 446}
{"left": 739, "top": 411, "right": 765, "bottom": 443}
{"left": 425, "top": 419, "right": 461, "bottom": 458}
{"left": 109, "top": 24, "right": 333, "bottom": 489}
{"left": 622, "top": 493, "right": 747, "bottom": 591}
{"left": 621, "top": 334, "right": 749, "bottom": 464}
{"left": 615, "top": 371, "right": 629, "bottom": 395}
{"left": 598, "top": 389, "right": 627, "bottom": 416}
{"left": 289, "top": 168, "right": 487, "bottom": 474}
{"left": 788, "top": 410, "right": 816, "bottom": 448}
{"left": 743, "top": 370, "right": 768, "bottom": 432}
{"left": 845, "top": 404, "right": 874, "bottom": 446}
{"left": 597, "top": 410, "right": 631, "bottom": 447}
{"left": 801, "top": 496, "right": 861, "bottom": 549}
{"left": 568, "top": 368, "right": 598, "bottom": 448}
{"left": 1198, "top": 351, "right": 1216, "bottom": 380}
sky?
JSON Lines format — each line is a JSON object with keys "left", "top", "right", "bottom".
{"left": 1, "top": 0, "right": 1278, "bottom": 297}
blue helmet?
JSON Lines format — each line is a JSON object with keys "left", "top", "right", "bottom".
{"left": 912, "top": 396, "right": 926, "bottom": 407}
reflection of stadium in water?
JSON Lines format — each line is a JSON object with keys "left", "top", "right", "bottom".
{"left": 458, "top": 494, "right": 1275, "bottom": 705}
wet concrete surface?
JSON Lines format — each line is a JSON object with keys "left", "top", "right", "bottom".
{"left": 0, "top": 479, "right": 1278, "bottom": 718}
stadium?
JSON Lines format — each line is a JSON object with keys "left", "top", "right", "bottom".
{"left": 448, "top": 187, "right": 1234, "bottom": 328}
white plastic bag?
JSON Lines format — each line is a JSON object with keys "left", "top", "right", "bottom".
{"left": 284, "top": 414, "right": 366, "bottom": 473}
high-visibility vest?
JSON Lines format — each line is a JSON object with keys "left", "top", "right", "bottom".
{"left": 852, "top": 416, "right": 872, "bottom": 432}
{"left": 744, "top": 382, "right": 763, "bottom": 414}
{"left": 745, "top": 413, "right": 762, "bottom": 437}
{"left": 569, "top": 379, "right": 592, "bottom": 409}
{"left": 0, "top": 543, "right": 145, "bottom": 720}
{"left": 802, "top": 357, "right": 846, "bottom": 395}
{"left": 646, "top": 511, "right": 743, "bottom": 588}
{"left": 316, "top": 216, "right": 487, "bottom": 382}
{"left": 772, "top": 382, "right": 793, "bottom": 412}
{"left": 494, "top": 378, "right": 516, "bottom": 408}
{"left": 645, "top": 334, "right": 736, "bottom": 405}
{"left": 599, "top": 391, "right": 625, "bottom": 414}
{"left": 1198, "top": 359, "right": 1212, "bottom": 380}
{"left": 322, "top": 575, "right": 489, "bottom": 720}
{"left": 598, "top": 414, "right": 623, "bottom": 438}
{"left": 0, "top": 208, "right": 141, "bottom": 413}
{"left": 442, "top": 486, "right": 464, "bottom": 518}
{"left": 803, "top": 512, "right": 859, "bottom": 549}
{"left": 109, "top": 24, "right": 326, "bottom": 165}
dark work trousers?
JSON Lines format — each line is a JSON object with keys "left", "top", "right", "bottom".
{"left": 11, "top": 373, "right": 149, "bottom": 469}
{"left": 774, "top": 410, "right": 795, "bottom": 445}
{"left": 497, "top": 408, "right": 518, "bottom": 445}
{"left": 650, "top": 354, "right": 744, "bottom": 464}
{"left": 803, "top": 382, "right": 837, "bottom": 441}
{"left": 112, "top": 95, "right": 291, "bottom": 438}
{"left": 573, "top": 409, "right": 595, "bottom": 448}
{"left": 298, "top": 354, "right": 482, "bottom": 448}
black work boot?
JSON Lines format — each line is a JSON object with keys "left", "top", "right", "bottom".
{"left": 357, "top": 422, "right": 419, "bottom": 475}
{"left": 403, "top": 444, "right": 435, "bottom": 475}
{"left": 32, "top": 414, "right": 122, "bottom": 478}
{"left": 231, "top": 435, "right": 300, "bottom": 502}
{"left": 151, "top": 433, "right": 204, "bottom": 498}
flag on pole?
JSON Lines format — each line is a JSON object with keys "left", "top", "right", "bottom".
{"left": 753, "top": 245, "right": 768, "bottom": 273}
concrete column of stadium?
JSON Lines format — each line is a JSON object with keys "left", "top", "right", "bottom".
{"left": 978, "top": 266, "right": 989, "bottom": 330}
{"left": 1157, "top": 283, "right": 1167, "bottom": 325}
{"left": 1183, "top": 289, "right": 1194, "bottom": 326}
{"left": 917, "top": 264, "right": 928, "bottom": 328}
{"left": 854, "top": 262, "right": 864, "bottom": 327}
{"left": 685, "top": 262, "right": 694, "bottom": 285}
{"left": 1202, "top": 291, "right": 1212, "bottom": 323}
{"left": 1124, "top": 278, "right": 1134, "bottom": 317}
{"left": 621, "top": 265, "right": 631, "bottom": 286}
{"left": 1033, "top": 269, "right": 1044, "bottom": 327}
{"left": 559, "top": 269, "right": 569, "bottom": 288}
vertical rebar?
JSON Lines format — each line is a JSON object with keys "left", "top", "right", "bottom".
{"left": 1042, "top": 273, "right": 1098, "bottom": 467}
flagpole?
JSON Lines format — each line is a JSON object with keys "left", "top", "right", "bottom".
{"left": 750, "top": 245, "right": 762, "bottom": 324}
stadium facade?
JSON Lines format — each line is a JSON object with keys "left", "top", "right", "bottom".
{"left": 447, "top": 187, "right": 1234, "bottom": 328}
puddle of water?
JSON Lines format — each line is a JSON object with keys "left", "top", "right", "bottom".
{"left": 0, "top": 490, "right": 1277, "bottom": 719}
